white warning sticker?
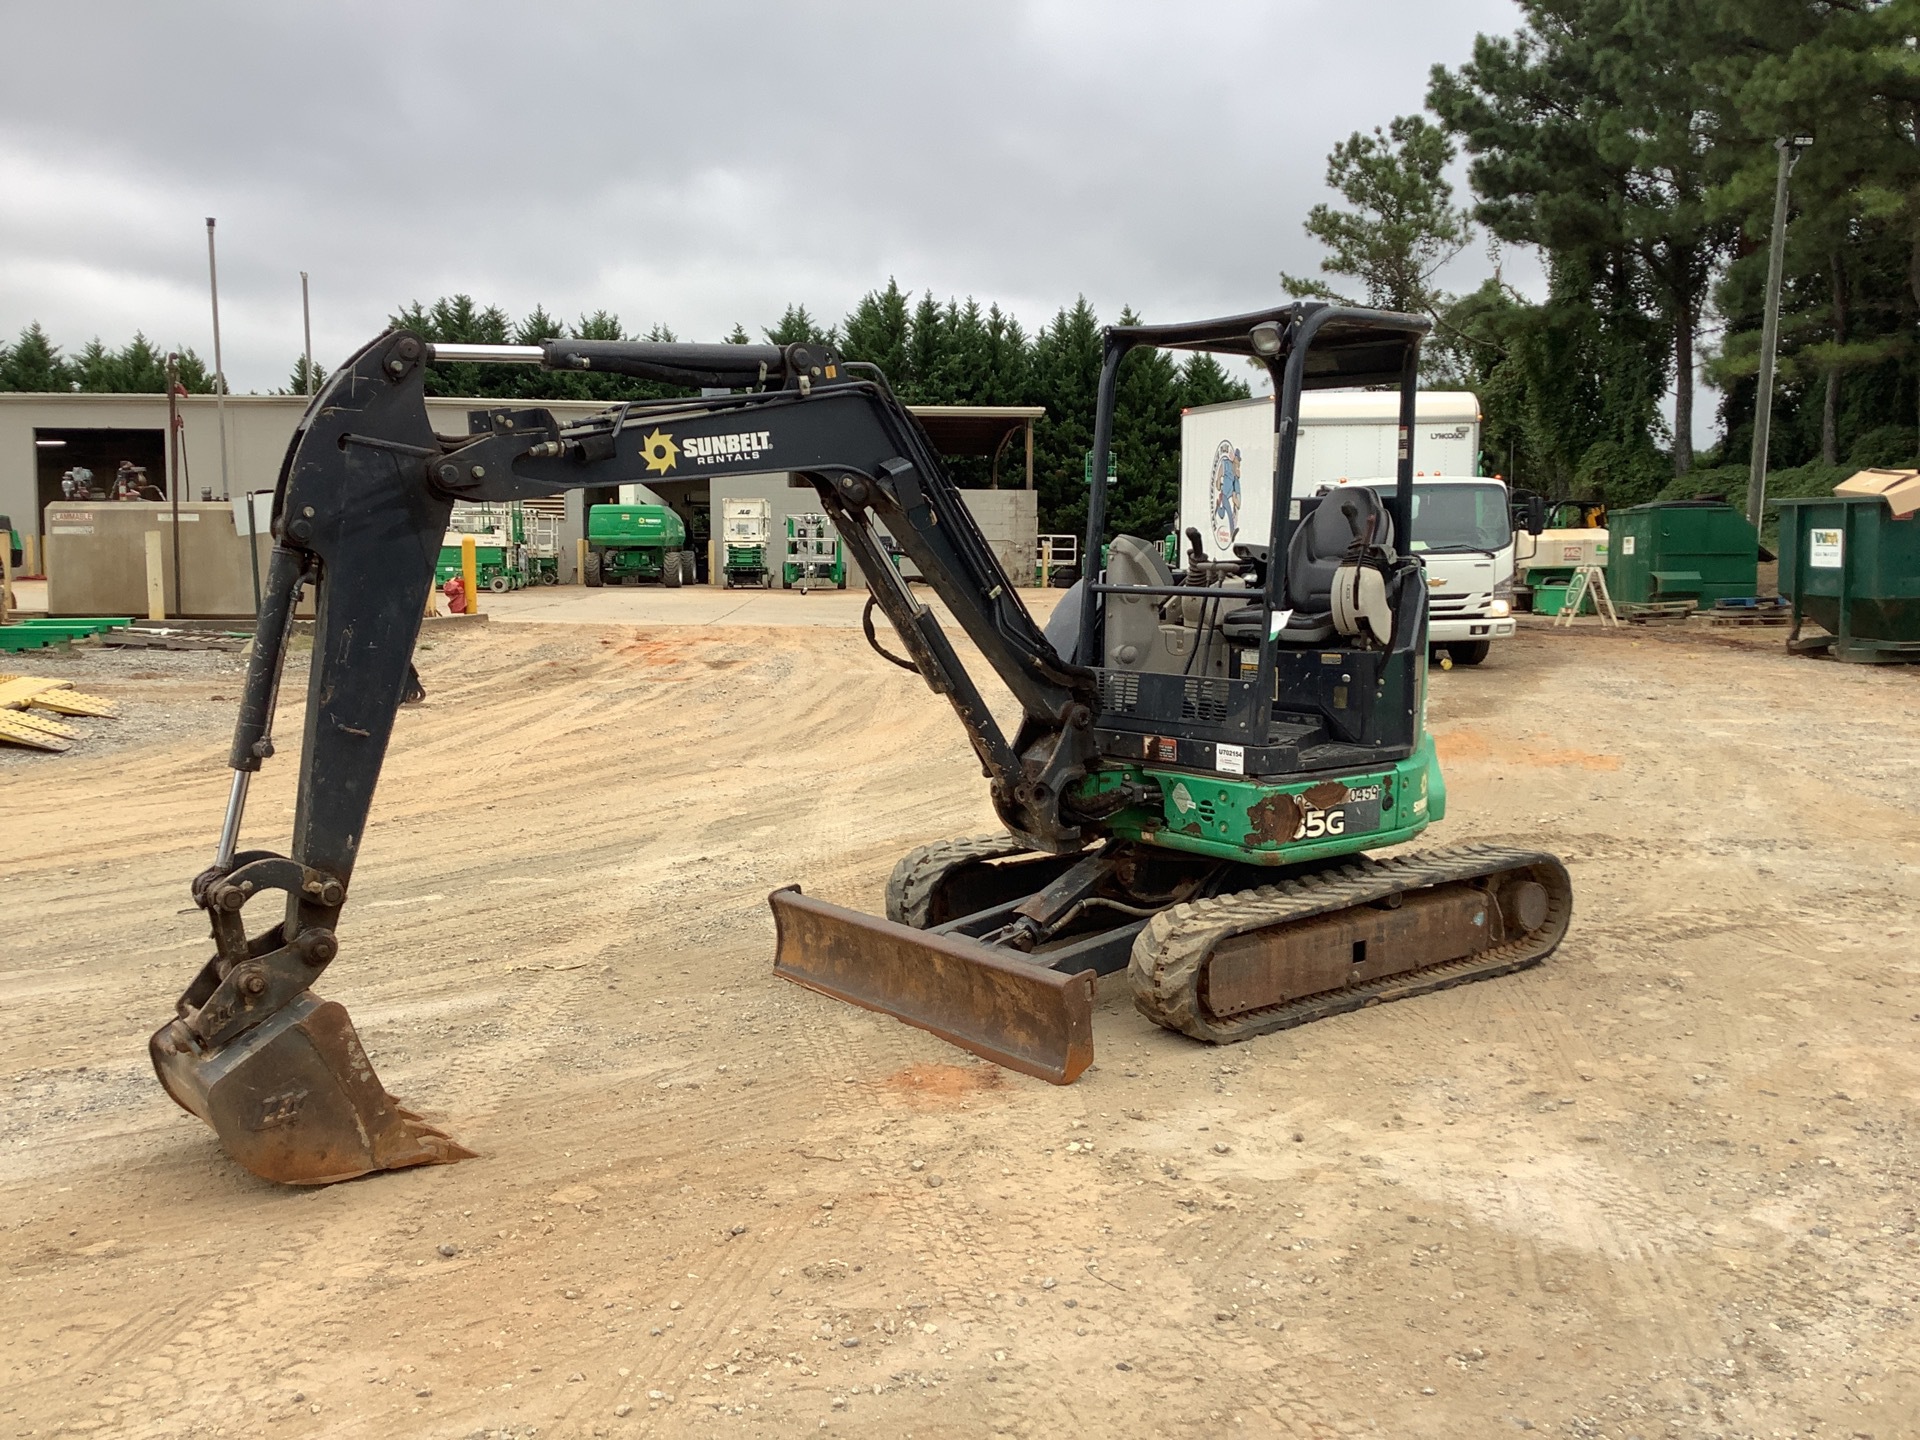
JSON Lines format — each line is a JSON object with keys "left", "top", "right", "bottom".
{"left": 1215, "top": 743, "right": 1245, "bottom": 776}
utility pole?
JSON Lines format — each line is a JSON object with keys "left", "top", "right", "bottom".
{"left": 301, "top": 270, "right": 315, "bottom": 396}
{"left": 206, "top": 218, "right": 232, "bottom": 500}
{"left": 166, "top": 353, "right": 184, "bottom": 617}
{"left": 1746, "top": 134, "right": 1813, "bottom": 529}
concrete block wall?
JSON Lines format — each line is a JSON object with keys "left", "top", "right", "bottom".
{"left": 958, "top": 489, "right": 1039, "bottom": 588}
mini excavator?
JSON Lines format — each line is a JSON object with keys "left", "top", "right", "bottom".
{"left": 150, "top": 304, "right": 1571, "bottom": 1184}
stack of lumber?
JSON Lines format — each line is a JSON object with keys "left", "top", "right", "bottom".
{"left": 0, "top": 675, "right": 119, "bottom": 752}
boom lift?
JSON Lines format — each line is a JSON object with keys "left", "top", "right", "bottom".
{"left": 150, "top": 305, "right": 1571, "bottom": 1185}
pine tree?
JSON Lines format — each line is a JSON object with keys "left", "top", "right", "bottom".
{"left": 942, "top": 299, "right": 994, "bottom": 404}
{"left": 173, "top": 349, "right": 217, "bottom": 394}
{"left": 284, "top": 355, "right": 328, "bottom": 395}
{"left": 70, "top": 340, "right": 114, "bottom": 392}
{"left": 839, "top": 279, "right": 912, "bottom": 386}
{"left": 1178, "top": 354, "right": 1251, "bottom": 411}
{"left": 1106, "top": 310, "right": 1186, "bottom": 539}
{"left": 1028, "top": 298, "right": 1104, "bottom": 542}
{"left": 1, "top": 323, "right": 68, "bottom": 390}
{"left": 981, "top": 304, "right": 1030, "bottom": 406}
{"left": 514, "top": 306, "right": 566, "bottom": 344}
{"left": 904, "top": 293, "right": 950, "bottom": 402}
{"left": 1430, "top": 2, "right": 1724, "bottom": 477}
{"left": 764, "top": 305, "right": 832, "bottom": 347}
{"left": 1280, "top": 114, "right": 1473, "bottom": 317}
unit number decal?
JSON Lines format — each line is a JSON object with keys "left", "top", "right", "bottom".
{"left": 1295, "top": 784, "right": 1382, "bottom": 841}
{"left": 1300, "top": 809, "right": 1346, "bottom": 838}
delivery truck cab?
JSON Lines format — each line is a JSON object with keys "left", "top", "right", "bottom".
{"left": 1179, "top": 392, "right": 1519, "bottom": 665}
{"left": 1317, "top": 474, "right": 1518, "bottom": 664}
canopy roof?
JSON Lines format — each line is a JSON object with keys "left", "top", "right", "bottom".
{"left": 1107, "top": 302, "right": 1431, "bottom": 391}
{"left": 907, "top": 404, "right": 1045, "bottom": 458}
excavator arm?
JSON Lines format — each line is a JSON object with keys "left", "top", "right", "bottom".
{"left": 151, "top": 328, "right": 1101, "bottom": 1183}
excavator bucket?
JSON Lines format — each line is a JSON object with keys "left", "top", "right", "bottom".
{"left": 769, "top": 887, "right": 1095, "bottom": 1084}
{"left": 149, "top": 991, "right": 475, "bottom": 1186}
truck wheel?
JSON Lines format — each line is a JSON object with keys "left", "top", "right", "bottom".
{"left": 584, "top": 552, "right": 603, "bottom": 587}
{"left": 541, "top": 569, "right": 558, "bottom": 586}
{"left": 488, "top": 574, "right": 510, "bottom": 593}
{"left": 1449, "top": 640, "right": 1492, "bottom": 666}
{"left": 663, "top": 551, "right": 684, "bottom": 588}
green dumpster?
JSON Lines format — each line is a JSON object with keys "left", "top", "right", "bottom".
{"left": 1610, "top": 501, "right": 1758, "bottom": 608}
{"left": 1776, "top": 495, "right": 1920, "bottom": 663}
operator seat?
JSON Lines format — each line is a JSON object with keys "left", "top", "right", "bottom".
{"left": 1221, "top": 487, "right": 1397, "bottom": 646}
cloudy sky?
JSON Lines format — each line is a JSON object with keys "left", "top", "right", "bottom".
{"left": 2, "top": 1, "right": 1538, "bottom": 396}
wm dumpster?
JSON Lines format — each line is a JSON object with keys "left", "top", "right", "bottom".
{"left": 1777, "top": 494, "right": 1920, "bottom": 663}
{"left": 1609, "top": 501, "right": 1758, "bottom": 608}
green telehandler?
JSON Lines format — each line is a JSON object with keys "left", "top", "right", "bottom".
{"left": 149, "top": 305, "right": 1570, "bottom": 1184}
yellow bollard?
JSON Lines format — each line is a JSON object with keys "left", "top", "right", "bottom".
{"left": 461, "top": 535, "right": 480, "bottom": 616}
{"left": 145, "top": 530, "right": 167, "bottom": 621}
{"left": 23, "top": 534, "right": 38, "bottom": 577}
{"left": 576, "top": 536, "right": 588, "bottom": 586}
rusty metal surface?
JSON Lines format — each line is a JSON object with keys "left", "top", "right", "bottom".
{"left": 1243, "top": 791, "right": 1304, "bottom": 847}
{"left": 1204, "top": 886, "right": 1494, "bottom": 1018}
{"left": 769, "top": 887, "right": 1095, "bottom": 1085}
{"left": 1300, "top": 780, "right": 1350, "bottom": 811}
{"left": 148, "top": 991, "right": 475, "bottom": 1185}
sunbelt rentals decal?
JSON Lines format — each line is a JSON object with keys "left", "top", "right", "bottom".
{"left": 640, "top": 427, "right": 774, "bottom": 475}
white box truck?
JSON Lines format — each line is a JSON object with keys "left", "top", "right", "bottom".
{"left": 1179, "top": 392, "right": 1518, "bottom": 663}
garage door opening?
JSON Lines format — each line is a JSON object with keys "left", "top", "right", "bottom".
{"left": 34, "top": 427, "right": 168, "bottom": 533}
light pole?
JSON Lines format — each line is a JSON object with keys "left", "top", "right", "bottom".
{"left": 301, "top": 271, "right": 314, "bottom": 396}
{"left": 1745, "top": 134, "right": 1813, "bottom": 531}
{"left": 206, "top": 217, "right": 232, "bottom": 501}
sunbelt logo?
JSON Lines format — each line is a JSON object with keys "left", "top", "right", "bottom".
{"left": 683, "top": 430, "right": 773, "bottom": 464}
{"left": 636, "top": 428, "right": 775, "bottom": 475}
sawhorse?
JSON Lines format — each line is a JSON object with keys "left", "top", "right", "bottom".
{"left": 1553, "top": 565, "right": 1619, "bottom": 628}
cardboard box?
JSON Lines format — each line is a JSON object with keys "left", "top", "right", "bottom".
{"left": 1834, "top": 468, "right": 1920, "bottom": 520}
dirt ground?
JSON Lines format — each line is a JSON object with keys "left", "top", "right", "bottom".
{"left": 4, "top": 608, "right": 1919, "bottom": 1440}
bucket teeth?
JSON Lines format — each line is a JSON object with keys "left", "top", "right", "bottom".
{"left": 150, "top": 990, "right": 474, "bottom": 1185}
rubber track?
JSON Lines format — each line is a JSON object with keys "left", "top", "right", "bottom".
{"left": 1128, "top": 843, "right": 1573, "bottom": 1044}
{"left": 884, "top": 834, "right": 1029, "bottom": 928}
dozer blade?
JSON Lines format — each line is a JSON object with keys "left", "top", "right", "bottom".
{"left": 149, "top": 991, "right": 475, "bottom": 1185}
{"left": 769, "top": 886, "right": 1095, "bottom": 1084}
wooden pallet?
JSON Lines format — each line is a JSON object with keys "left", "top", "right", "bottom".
{"left": 0, "top": 675, "right": 119, "bottom": 750}
{"left": 1624, "top": 601, "right": 1696, "bottom": 626}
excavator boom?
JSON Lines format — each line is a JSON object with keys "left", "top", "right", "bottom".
{"left": 151, "top": 328, "right": 1100, "bottom": 1182}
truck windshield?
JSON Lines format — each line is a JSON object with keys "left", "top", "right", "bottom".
{"left": 1360, "top": 482, "right": 1511, "bottom": 554}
